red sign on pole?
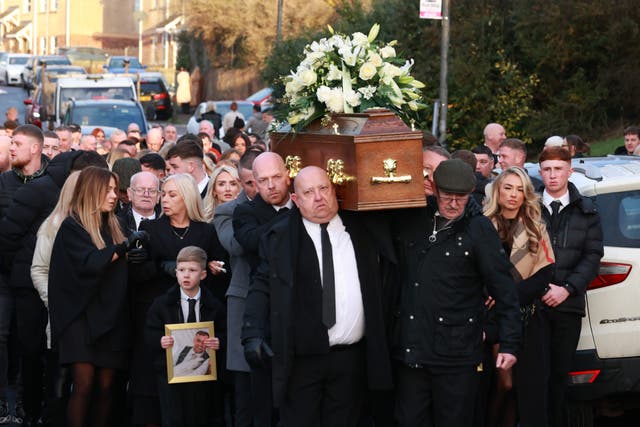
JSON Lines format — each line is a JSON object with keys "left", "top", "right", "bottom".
{"left": 419, "top": 0, "right": 443, "bottom": 20}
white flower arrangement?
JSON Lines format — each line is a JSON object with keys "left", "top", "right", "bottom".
{"left": 281, "top": 24, "right": 427, "bottom": 130}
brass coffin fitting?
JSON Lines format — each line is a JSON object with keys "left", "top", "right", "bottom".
{"left": 326, "top": 159, "right": 355, "bottom": 185}
{"left": 285, "top": 155, "right": 302, "bottom": 178}
{"left": 371, "top": 158, "right": 413, "bottom": 184}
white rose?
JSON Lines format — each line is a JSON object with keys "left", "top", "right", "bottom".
{"left": 380, "top": 46, "right": 396, "bottom": 59}
{"left": 299, "top": 69, "right": 317, "bottom": 86}
{"left": 368, "top": 52, "right": 383, "bottom": 67}
{"left": 324, "top": 88, "right": 344, "bottom": 113}
{"left": 352, "top": 32, "right": 369, "bottom": 47}
{"left": 342, "top": 52, "right": 357, "bottom": 67}
{"left": 285, "top": 78, "right": 303, "bottom": 96}
{"left": 344, "top": 89, "right": 362, "bottom": 107}
{"left": 359, "top": 62, "right": 377, "bottom": 81}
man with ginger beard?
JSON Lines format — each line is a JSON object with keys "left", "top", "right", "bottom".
{"left": 232, "top": 152, "right": 293, "bottom": 426}
{"left": 241, "top": 166, "right": 392, "bottom": 427}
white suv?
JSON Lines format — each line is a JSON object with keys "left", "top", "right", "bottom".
{"left": 531, "top": 155, "right": 640, "bottom": 425}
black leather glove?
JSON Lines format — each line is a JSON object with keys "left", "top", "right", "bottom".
{"left": 125, "top": 230, "right": 150, "bottom": 251}
{"left": 243, "top": 337, "right": 274, "bottom": 368}
{"left": 127, "top": 247, "right": 150, "bottom": 264}
{"left": 160, "top": 261, "right": 177, "bottom": 278}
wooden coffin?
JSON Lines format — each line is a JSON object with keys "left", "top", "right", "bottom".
{"left": 271, "top": 109, "right": 426, "bottom": 211}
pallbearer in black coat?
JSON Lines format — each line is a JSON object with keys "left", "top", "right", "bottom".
{"left": 48, "top": 167, "right": 148, "bottom": 427}
{"left": 242, "top": 166, "right": 393, "bottom": 427}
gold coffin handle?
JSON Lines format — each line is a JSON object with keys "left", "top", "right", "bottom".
{"left": 285, "top": 155, "right": 302, "bottom": 178}
{"left": 371, "top": 158, "right": 413, "bottom": 184}
{"left": 326, "top": 158, "right": 355, "bottom": 186}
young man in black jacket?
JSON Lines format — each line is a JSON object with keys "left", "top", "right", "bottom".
{"left": 538, "top": 147, "right": 604, "bottom": 427}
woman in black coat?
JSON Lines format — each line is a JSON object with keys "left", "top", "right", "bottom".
{"left": 48, "top": 167, "right": 144, "bottom": 427}
{"left": 129, "top": 173, "right": 229, "bottom": 425}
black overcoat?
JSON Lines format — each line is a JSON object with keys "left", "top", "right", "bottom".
{"left": 242, "top": 208, "right": 394, "bottom": 406}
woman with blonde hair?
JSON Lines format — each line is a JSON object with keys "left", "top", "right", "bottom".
{"left": 484, "top": 166, "right": 555, "bottom": 427}
{"left": 130, "top": 173, "right": 228, "bottom": 426}
{"left": 203, "top": 165, "right": 241, "bottom": 222}
{"left": 32, "top": 171, "right": 81, "bottom": 347}
{"left": 48, "top": 167, "right": 147, "bottom": 427}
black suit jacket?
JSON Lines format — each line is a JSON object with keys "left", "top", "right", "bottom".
{"left": 232, "top": 194, "right": 289, "bottom": 272}
{"left": 242, "top": 207, "right": 393, "bottom": 406}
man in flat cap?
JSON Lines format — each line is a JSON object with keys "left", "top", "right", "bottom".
{"left": 391, "top": 159, "right": 521, "bottom": 427}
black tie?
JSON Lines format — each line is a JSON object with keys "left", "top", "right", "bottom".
{"left": 550, "top": 200, "right": 562, "bottom": 230}
{"left": 320, "top": 223, "right": 336, "bottom": 329}
{"left": 187, "top": 298, "right": 197, "bottom": 323}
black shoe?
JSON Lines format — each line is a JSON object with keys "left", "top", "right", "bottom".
{"left": 0, "top": 400, "right": 9, "bottom": 425}
{"left": 13, "top": 400, "right": 25, "bottom": 424}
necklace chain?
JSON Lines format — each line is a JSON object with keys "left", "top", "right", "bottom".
{"left": 429, "top": 212, "right": 454, "bottom": 243}
{"left": 171, "top": 226, "right": 190, "bottom": 240}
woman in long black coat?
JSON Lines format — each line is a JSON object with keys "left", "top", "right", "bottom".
{"left": 129, "top": 173, "right": 229, "bottom": 426}
{"left": 48, "top": 167, "right": 142, "bottom": 427}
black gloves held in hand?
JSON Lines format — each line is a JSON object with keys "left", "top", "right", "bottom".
{"left": 243, "top": 337, "right": 274, "bottom": 368}
{"left": 127, "top": 247, "right": 149, "bottom": 264}
{"left": 125, "top": 230, "right": 150, "bottom": 251}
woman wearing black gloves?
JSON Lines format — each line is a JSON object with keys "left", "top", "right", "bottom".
{"left": 484, "top": 166, "right": 555, "bottom": 427}
{"left": 48, "top": 167, "right": 147, "bottom": 427}
{"left": 129, "top": 173, "right": 229, "bottom": 426}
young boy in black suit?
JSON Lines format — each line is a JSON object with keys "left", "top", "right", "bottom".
{"left": 146, "top": 246, "right": 226, "bottom": 427}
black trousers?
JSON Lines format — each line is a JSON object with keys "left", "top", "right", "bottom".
{"left": 13, "top": 288, "right": 47, "bottom": 419}
{"left": 395, "top": 363, "right": 479, "bottom": 427}
{"left": 280, "top": 344, "right": 366, "bottom": 427}
{"left": 515, "top": 309, "right": 550, "bottom": 427}
{"left": 251, "top": 362, "right": 276, "bottom": 427}
{"left": 547, "top": 310, "right": 581, "bottom": 427}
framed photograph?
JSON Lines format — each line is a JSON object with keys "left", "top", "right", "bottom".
{"left": 165, "top": 321, "right": 217, "bottom": 384}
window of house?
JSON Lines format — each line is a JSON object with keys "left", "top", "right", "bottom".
{"left": 51, "top": 0, "right": 58, "bottom": 12}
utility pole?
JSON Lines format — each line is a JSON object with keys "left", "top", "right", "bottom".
{"left": 276, "top": 0, "right": 284, "bottom": 43}
{"left": 438, "top": 0, "right": 450, "bottom": 148}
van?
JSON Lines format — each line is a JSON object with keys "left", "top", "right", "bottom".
{"left": 52, "top": 75, "right": 137, "bottom": 127}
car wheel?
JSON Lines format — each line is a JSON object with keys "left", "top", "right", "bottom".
{"left": 566, "top": 401, "right": 594, "bottom": 427}
{"left": 2, "top": 73, "right": 7, "bottom": 86}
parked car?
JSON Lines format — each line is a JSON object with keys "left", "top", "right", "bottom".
{"left": 186, "top": 100, "right": 254, "bottom": 136}
{"left": 33, "top": 65, "right": 86, "bottom": 86}
{"left": 246, "top": 87, "right": 274, "bottom": 108}
{"left": 23, "top": 86, "right": 45, "bottom": 128}
{"left": 62, "top": 99, "right": 149, "bottom": 138}
{"left": 0, "top": 53, "right": 31, "bottom": 86}
{"left": 103, "top": 56, "right": 146, "bottom": 74}
{"left": 136, "top": 72, "right": 173, "bottom": 120}
{"left": 22, "top": 55, "right": 71, "bottom": 89}
{"left": 527, "top": 155, "right": 640, "bottom": 426}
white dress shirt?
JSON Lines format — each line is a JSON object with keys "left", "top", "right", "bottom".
{"left": 180, "top": 288, "right": 201, "bottom": 323}
{"left": 302, "top": 214, "right": 365, "bottom": 346}
{"left": 132, "top": 208, "right": 156, "bottom": 231}
{"left": 272, "top": 196, "right": 294, "bottom": 212}
{"left": 197, "top": 176, "right": 210, "bottom": 195}
{"left": 542, "top": 190, "right": 570, "bottom": 215}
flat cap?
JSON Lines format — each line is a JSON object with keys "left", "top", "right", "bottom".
{"left": 433, "top": 159, "right": 476, "bottom": 194}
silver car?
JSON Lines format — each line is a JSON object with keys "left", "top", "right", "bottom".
{"left": 0, "top": 53, "right": 31, "bottom": 86}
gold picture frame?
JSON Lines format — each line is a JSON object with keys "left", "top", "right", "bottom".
{"left": 165, "top": 321, "right": 217, "bottom": 384}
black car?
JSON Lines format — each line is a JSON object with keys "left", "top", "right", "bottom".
{"left": 136, "top": 72, "right": 173, "bottom": 120}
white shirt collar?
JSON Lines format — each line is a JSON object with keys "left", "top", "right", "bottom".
{"left": 542, "top": 189, "right": 570, "bottom": 212}
{"left": 180, "top": 287, "right": 201, "bottom": 301}
{"left": 197, "top": 176, "right": 210, "bottom": 194}
{"left": 132, "top": 208, "right": 155, "bottom": 229}
{"left": 272, "top": 195, "right": 294, "bottom": 211}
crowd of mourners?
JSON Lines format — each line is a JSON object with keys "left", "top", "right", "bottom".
{"left": 0, "top": 107, "right": 606, "bottom": 427}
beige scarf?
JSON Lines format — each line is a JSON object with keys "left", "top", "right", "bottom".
{"left": 505, "top": 219, "right": 555, "bottom": 283}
